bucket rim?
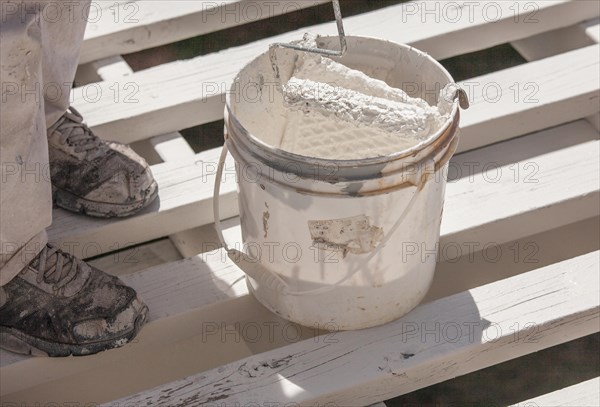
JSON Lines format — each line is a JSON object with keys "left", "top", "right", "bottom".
{"left": 226, "top": 35, "right": 460, "bottom": 168}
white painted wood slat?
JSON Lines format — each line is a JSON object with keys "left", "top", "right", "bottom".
{"left": 87, "top": 238, "right": 181, "bottom": 277}
{"left": 150, "top": 133, "right": 195, "bottom": 162}
{"left": 80, "top": 0, "right": 330, "bottom": 63}
{"left": 512, "top": 18, "right": 600, "bottom": 61}
{"left": 442, "top": 120, "right": 599, "bottom": 249}
{"left": 457, "top": 44, "right": 599, "bottom": 152}
{"left": 107, "top": 250, "right": 600, "bottom": 406}
{"left": 511, "top": 19, "right": 600, "bottom": 131}
{"left": 511, "top": 377, "right": 600, "bottom": 407}
{"left": 70, "top": 1, "right": 600, "bottom": 146}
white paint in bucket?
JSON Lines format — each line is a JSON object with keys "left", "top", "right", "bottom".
{"left": 214, "top": 36, "right": 465, "bottom": 330}
{"left": 278, "top": 40, "right": 452, "bottom": 159}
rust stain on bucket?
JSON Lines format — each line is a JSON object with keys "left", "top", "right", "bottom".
{"left": 308, "top": 215, "right": 383, "bottom": 257}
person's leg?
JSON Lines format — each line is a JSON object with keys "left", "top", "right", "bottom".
{"left": 0, "top": 1, "right": 52, "bottom": 286}
{"left": 0, "top": 1, "right": 149, "bottom": 357}
{"left": 41, "top": 0, "right": 90, "bottom": 129}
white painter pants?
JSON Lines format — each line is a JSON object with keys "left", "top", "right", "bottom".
{"left": 0, "top": 0, "right": 90, "bottom": 285}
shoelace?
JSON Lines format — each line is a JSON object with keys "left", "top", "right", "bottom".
{"left": 35, "top": 245, "right": 81, "bottom": 291}
{"left": 47, "top": 107, "right": 102, "bottom": 153}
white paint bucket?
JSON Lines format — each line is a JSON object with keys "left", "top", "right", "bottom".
{"left": 214, "top": 36, "right": 464, "bottom": 330}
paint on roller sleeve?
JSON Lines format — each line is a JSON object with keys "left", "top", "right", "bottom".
{"left": 277, "top": 36, "right": 452, "bottom": 160}
{"left": 308, "top": 215, "right": 383, "bottom": 257}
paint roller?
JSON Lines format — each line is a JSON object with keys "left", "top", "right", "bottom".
{"left": 268, "top": 1, "right": 469, "bottom": 158}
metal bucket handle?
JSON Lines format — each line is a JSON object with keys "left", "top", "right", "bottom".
{"left": 213, "top": 143, "right": 434, "bottom": 296}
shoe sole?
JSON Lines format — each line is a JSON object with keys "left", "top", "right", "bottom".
{"left": 52, "top": 180, "right": 159, "bottom": 218}
{"left": 0, "top": 305, "right": 148, "bottom": 357}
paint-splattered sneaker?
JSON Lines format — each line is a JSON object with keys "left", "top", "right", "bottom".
{"left": 0, "top": 244, "right": 148, "bottom": 357}
{"left": 47, "top": 107, "right": 158, "bottom": 217}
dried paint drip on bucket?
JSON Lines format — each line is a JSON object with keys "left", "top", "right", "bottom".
{"left": 217, "top": 35, "right": 466, "bottom": 330}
